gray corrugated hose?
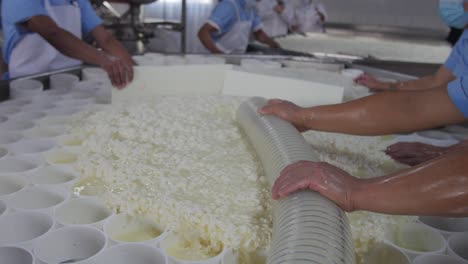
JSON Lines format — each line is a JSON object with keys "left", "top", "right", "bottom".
{"left": 236, "top": 97, "right": 355, "bottom": 264}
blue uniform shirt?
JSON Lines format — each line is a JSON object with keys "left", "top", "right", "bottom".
{"left": 445, "top": 30, "right": 468, "bottom": 117}
{"left": 207, "top": 0, "right": 262, "bottom": 42}
{"left": 1, "top": 0, "right": 102, "bottom": 64}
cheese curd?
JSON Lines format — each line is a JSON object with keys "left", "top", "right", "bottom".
{"left": 69, "top": 95, "right": 415, "bottom": 263}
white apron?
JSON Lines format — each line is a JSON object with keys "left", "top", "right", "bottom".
{"left": 295, "top": 2, "right": 326, "bottom": 33}
{"left": 257, "top": 0, "right": 294, "bottom": 37}
{"left": 9, "top": 0, "right": 83, "bottom": 78}
{"left": 215, "top": 0, "right": 254, "bottom": 54}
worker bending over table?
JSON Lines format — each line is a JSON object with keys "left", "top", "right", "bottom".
{"left": 198, "top": 0, "right": 281, "bottom": 54}
{"left": 1, "top": 0, "right": 134, "bottom": 88}
{"left": 256, "top": 0, "right": 294, "bottom": 38}
{"left": 259, "top": 0, "right": 468, "bottom": 218}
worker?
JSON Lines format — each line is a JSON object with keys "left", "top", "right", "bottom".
{"left": 256, "top": 0, "right": 468, "bottom": 218}
{"left": 1, "top": 0, "right": 134, "bottom": 88}
{"left": 384, "top": 140, "right": 468, "bottom": 166}
{"left": 355, "top": 0, "right": 468, "bottom": 92}
{"left": 256, "top": 0, "right": 295, "bottom": 38}
{"left": 198, "top": 0, "right": 281, "bottom": 54}
{"left": 291, "top": 0, "right": 327, "bottom": 34}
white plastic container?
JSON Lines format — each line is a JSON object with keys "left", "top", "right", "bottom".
{"left": 417, "top": 130, "right": 456, "bottom": 141}
{"left": 22, "top": 101, "right": 55, "bottom": 112}
{"left": 7, "top": 186, "right": 69, "bottom": 215}
{"left": 419, "top": 216, "right": 468, "bottom": 238}
{"left": 0, "top": 131, "right": 23, "bottom": 145}
{"left": 9, "top": 111, "right": 46, "bottom": 123}
{"left": 9, "top": 79, "right": 43, "bottom": 99}
{"left": 37, "top": 115, "right": 69, "bottom": 127}
{"left": 33, "top": 226, "right": 107, "bottom": 264}
{"left": 185, "top": 54, "right": 206, "bottom": 65}
{"left": 0, "top": 211, "right": 54, "bottom": 250}
{"left": 46, "top": 106, "right": 81, "bottom": 116}
{"left": 23, "top": 125, "right": 65, "bottom": 139}
{"left": 8, "top": 138, "right": 56, "bottom": 156}
{"left": 0, "top": 157, "right": 42, "bottom": 174}
{"left": 0, "top": 147, "right": 8, "bottom": 160}
{"left": 0, "top": 175, "right": 27, "bottom": 199}
{"left": 341, "top": 69, "right": 364, "bottom": 80}
{"left": 0, "top": 102, "right": 21, "bottom": 113}
{"left": 56, "top": 98, "right": 94, "bottom": 109}
{"left": 28, "top": 165, "right": 78, "bottom": 187}
{"left": 165, "top": 56, "right": 186, "bottom": 66}
{"left": 73, "top": 80, "right": 105, "bottom": 94}
{"left": 0, "top": 247, "right": 35, "bottom": 264}
{"left": 82, "top": 67, "right": 109, "bottom": 82}
{"left": 30, "top": 94, "right": 62, "bottom": 105}
{"left": 0, "top": 200, "right": 6, "bottom": 216}
{"left": 160, "top": 232, "right": 225, "bottom": 264}
{"left": 133, "top": 55, "right": 155, "bottom": 66}
{"left": 0, "top": 98, "right": 31, "bottom": 108}
{"left": 45, "top": 149, "right": 78, "bottom": 165}
{"left": 104, "top": 214, "right": 165, "bottom": 246}
{"left": 448, "top": 233, "right": 468, "bottom": 263}
{"left": 94, "top": 243, "right": 168, "bottom": 264}
{"left": 0, "top": 119, "right": 35, "bottom": 131}
{"left": 54, "top": 197, "right": 112, "bottom": 229}
{"left": 58, "top": 134, "right": 83, "bottom": 148}
{"left": 361, "top": 242, "right": 410, "bottom": 264}
{"left": 384, "top": 223, "right": 446, "bottom": 260}
{"left": 204, "top": 56, "right": 226, "bottom": 65}
{"left": 49, "top": 73, "right": 80, "bottom": 93}
{"left": 414, "top": 254, "right": 468, "bottom": 264}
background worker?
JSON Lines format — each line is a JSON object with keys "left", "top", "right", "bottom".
{"left": 1, "top": 0, "right": 134, "bottom": 88}
{"left": 198, "top": 0, "right": 281, "bottom": 54}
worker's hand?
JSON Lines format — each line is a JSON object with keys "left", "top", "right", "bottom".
{"left": 272, "top": 161, "right": 358, "bottom": 212}
{"left": 274, "top": 5, "right": 285, "bottom": 14}
{"left": 270, "top": 41, "right": 281, "bottom": 49}
{"left": 291, "top": 25, "right": 300, "bottom": 32}
{"left": 99, "top": 54, "right": 134, "bottom": 89}
{"left": 384, "top": 142, "right": 448, "bottom": 166}
{"left": 355, "top": 74, "right": 388, "bottom": 91}
{"left": 258, "top": 99, "right": 308, "bottom": 132}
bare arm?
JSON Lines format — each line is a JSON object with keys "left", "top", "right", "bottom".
{"left": 260, "top": 87, "right": 466, "bottom": 136}
{"left": 25, "top": 16, "right": 131, "bottom": 88}
{"left": 353, "top": 147, "right": 468, "bottom": 216}
{"left": 26, "top": 15, "right": 106, "bottom": 67}
{"left": 198, "top": 24, "right": 223, "bottom": 54}
{"left": 272, "top": 147, "right": 468, "bottom": 216}
{"left": 253, "top": 29, "right": 280, "bottom": 49}
{"left": 356, "top": 66, "right": 456, "bottom": 91}
{"left": 91, "top": 25, "right": 134, "bottom": 65}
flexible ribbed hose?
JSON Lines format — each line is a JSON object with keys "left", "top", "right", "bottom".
{"left": 236, "top": 97, "right": 355, "bottom": 264}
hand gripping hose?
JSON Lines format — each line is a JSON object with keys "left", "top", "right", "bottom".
{"left": 236, "top": 97, "right": 355, "bottom": 264}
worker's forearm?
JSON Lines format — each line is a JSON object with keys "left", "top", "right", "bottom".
{"left": 42, "top": 28, "right": 105, "bottom": 66}
{"left": 198, "top": 30, "right": 223, "bottom": 54}
{"left": 98, "top": 34, "right": 133, "bottom": 63}
{"left": 297, "top": 88, "right": 465, "bottom": 135}
{"left": 353, "top": 148, "right": 468, "bottom": 216}
{"left": 254, "top": 31, "right": 279, "bottom": 48}
{"left": 383, "top": 75, "right": 440, "bottom": 91}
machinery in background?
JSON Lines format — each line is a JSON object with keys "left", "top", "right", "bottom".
{"left": 91, "top": 0, "right": 186, "bottom": 54}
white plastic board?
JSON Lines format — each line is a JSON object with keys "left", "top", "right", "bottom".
{"left": 114, "top": 65, "right": 233, "bottom": 99}
{"left": 222, "top": 70, "right": 344, "bottom": 107}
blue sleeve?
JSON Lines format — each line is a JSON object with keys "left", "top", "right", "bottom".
{"left": 207, "top": 1, "right": 236, "bottom": 34}
{"left": 251, "top": 12, "right": 262, "bottom": 31}
{"left": 77, "top": 0, "right": 102, "bottom": 36}
{"left": 444, "top": 41, "right": 462, "bottom": 73}
{"left": 448, "top": 76, "right": 468, "bottom": 117}
{"left": 1, "top": 0, "right": 47, "bottom": 28}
